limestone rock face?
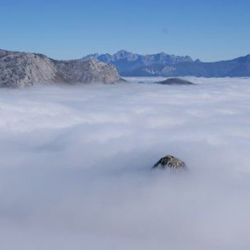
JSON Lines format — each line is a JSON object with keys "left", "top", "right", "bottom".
{"left": 0, "top": 51, "right": 57, "bottom": 87}
{"left": 153, "top": 155, "right": 186, "bottom": 170}
{"left": 55, "top": 58, "right": 120, "bottom": 84}
{"left": 0, "top": 49, "right": 121, "bottom": 88}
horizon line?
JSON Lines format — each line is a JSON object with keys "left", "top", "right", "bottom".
{"left": 1, "top": 47, "right": 250, "bottom": 63}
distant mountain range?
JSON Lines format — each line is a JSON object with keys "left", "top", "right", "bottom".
{"left": 83, "top": 50, "right": 250, "bottom": 77}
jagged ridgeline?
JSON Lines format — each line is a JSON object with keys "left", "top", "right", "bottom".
{"left": 0, "top": 49, "right": 121, "bottom": 88}
{"left": 83, "top": 50, "right": 250, "bottom": 77}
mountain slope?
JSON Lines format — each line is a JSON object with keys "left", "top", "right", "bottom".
{"left": 83, "top": 50, "right": 193, "bottom": 76}
{"left": 0, "top": 49, "right": 120, "bottom": 88}
{"left": 163, "top": 55, "right": 250, "bottom": 77}
{"left": 83, "top": 51, "right": 250, "bottom": 77}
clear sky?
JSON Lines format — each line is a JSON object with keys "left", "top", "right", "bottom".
{"left": 0, "top": 0, "right": 249, "bottom": 61}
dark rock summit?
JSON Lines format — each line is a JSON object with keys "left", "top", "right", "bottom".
{"left": 156, "top": 78, "right": 194, "bottom": 85}
{"left": 153, "top": 155, "right": 186, "bottom": 170}
{"left": 0, "top": 49, "right": 121, "bottom": 88}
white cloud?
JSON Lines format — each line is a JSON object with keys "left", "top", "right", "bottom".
{"left": 0, "top": 78, "right": 250, "bottom": 249}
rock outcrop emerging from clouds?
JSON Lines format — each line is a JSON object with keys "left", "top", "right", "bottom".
{"left": 156, "top": 78, "right": 194, "bottom": 85}
{"left": 153, "top": 155, "right": 186, "bottom": 170}
{"left": 0, "top": 49, "right": 120, "bottom": 88}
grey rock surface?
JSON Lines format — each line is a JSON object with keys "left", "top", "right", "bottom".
{"left": 153, "top": 155, "right": 186, "bottom": 170}
{"left": 0, "top": 49, "right": 120, "bottom": 88}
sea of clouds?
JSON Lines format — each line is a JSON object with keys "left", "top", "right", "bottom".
{"left": 0, "top": 77, "right": 250, "bottom": 250}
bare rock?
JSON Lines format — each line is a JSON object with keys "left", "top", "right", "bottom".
{"left": 153, "top": 155, "right": 186, "bottom": 170}
{"left": 55, "top": 58, "right": 120, "bottom": 84}
{"left": 0, "top": 49, "right": 121, "bottom": 88}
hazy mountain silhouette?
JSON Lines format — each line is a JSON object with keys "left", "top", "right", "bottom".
{"left": 84, "top": 51, "right": 250, "bottom": 77}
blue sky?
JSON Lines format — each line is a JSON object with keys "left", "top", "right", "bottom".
{"left": 0, "top": 0, "right": 249, "bottom": 61}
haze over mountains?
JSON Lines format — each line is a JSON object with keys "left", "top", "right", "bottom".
{"left": 83, "top": 50, "right": 250, "bottom": 77}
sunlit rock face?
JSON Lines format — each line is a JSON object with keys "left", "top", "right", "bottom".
{"left": 55, "top": 58, "right": 120, "bottom": 84}
{"left": 0, "top": 49, "right": 121, "bottom": 88}
{"left": 0, "top": 50, "right": 57, "bottom": 88}
{"left": 153, "top": 155, "right": 186, "bottom": 170}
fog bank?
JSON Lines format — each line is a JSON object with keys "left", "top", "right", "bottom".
{"left": 0, "top": 78, "right": 250, "bottom": 250}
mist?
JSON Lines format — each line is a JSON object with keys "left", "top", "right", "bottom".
{"left": 0, "top": 77, "right": 250, "bottom": 250}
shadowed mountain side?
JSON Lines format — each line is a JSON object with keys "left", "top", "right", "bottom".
{"left": 83, "top": 51, "right": 250, "bottom": 77}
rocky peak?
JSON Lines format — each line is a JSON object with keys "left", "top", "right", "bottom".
{"left": 0, "top": 49, "right": 121, "bottom": 88}
{"left": 153, "top": 155, "right": 186, "bottom": 170}
{"left": 83, "top": 50, "right": 194, "bottom": 75}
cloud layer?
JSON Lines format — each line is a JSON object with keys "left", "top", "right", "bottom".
{"left": 0, "top": 78, "right": 250, "bottom": 250}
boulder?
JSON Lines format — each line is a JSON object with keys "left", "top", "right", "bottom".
{"left": 153, "top": 155, "right": 186, "bottom": 170}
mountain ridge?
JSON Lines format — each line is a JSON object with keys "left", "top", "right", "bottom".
{"left": 0, "top": 49, "right": 121, "bottom": 88}
{"left": 83, "top": 51, "right": 250, "bottom": 77}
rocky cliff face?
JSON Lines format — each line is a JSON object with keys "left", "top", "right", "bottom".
{"left": 55, "top": 58, "right": 120, "bottom": 84}
{"left": 0, "top": 49, "right": 120, "bottom": 88}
